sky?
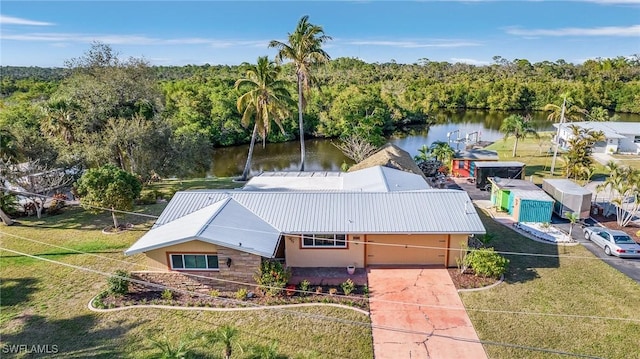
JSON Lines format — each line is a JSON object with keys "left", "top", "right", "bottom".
{"left": 1, "top": 1, "right": 639, "bottom": 67}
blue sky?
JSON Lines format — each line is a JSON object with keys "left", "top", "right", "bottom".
{"left": 1, "top": 1, "right": 639, "bottom": 67}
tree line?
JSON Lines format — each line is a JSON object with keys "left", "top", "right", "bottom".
{"left": 1, "top": 18, "right": 639, "bottom": 182}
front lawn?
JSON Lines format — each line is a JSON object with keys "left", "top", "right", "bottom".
{"left": 0, "top": 203, "right": 372, "bottom": 358}
{"left": 461, "top": 209, "right": 640, "bottom": 359}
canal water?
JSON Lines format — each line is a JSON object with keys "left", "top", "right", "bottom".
{"left": 210, "top": 110, "right": 640, "bottom": 177}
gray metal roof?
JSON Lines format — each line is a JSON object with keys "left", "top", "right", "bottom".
{"left": 553, "top": 122, "right": 640, "bottom": 139}
{"left": 127, "top": 189, "right": 486, "bottom": 257}
{"left": 454, "top": 149, "right": 499, "bottom": 161}
{"left": 542, "top": 179, "right": 592, "bottom": 196}
{"left": 475, "top": 161, "right": 525, "bottom": 168}
{"left": 491, "top": 178, "right": 554, "bottom": 202}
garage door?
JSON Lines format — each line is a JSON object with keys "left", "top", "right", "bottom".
{"left": 366, "top": 234, "right": 447, "bottom": 266}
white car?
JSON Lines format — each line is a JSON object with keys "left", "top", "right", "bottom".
{"left": 583, "top": 227, "right": 640, "bottom": 258}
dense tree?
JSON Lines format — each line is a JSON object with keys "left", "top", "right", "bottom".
{"left": 235, "top": 57, "right": 293, "bottom": 181}
{"left": 562, "top": 124, "right": 605, "bottom": 180}
{"left": 269, "top": 15, "right": 332, "bottom": 171}
{"left": 75, "top": 164, "right": 142, "bottom": 229}
{"left": 499, "top": 114, "right": 539, "bottom": 157}
{"left": 428, "top": 141, "right": 455, "bottom": 164}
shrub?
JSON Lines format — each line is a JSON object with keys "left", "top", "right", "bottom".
{"left": 107, "top": 270, "right": 130, "bottom": 295}
{"left": 315, "top": 286, "right": 323, "bottom": 294}
{"left": 463, "top": 248, "right": 509, "bottom": 278}
{"left": 328, "top": 287, "right": 338, "bottom": 295}
{"left": 299, "top": 279, "right": 311, "bottom": 296}
{"left": 209, "top": 289, "right": 220, "bottom": 297}
{"left": 161, "top": 289, "right": 174, "bottom": 300}
{"left": 341, "top": 279, "right": 355, "bottom": 296}
{"left": 235, "top": 288, "right": 248, "bottom": 300}
{"left": 254, "top": 260, "right": 291, "bottom": 296}
{"left": 362, "top": 284, "right": 369, "bottom": 297}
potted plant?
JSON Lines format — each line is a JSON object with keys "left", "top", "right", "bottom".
{"left": 347, "top": 265, "right": 356, "bottom": 275}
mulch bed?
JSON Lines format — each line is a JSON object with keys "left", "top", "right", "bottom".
{"left": 448, "top": 268, "right": 500, "bottom": 290}
{"left": 94, "top": 285, "right": 369, "bottom": 311}
{"left": 591, "top": 213, "right": 640, "bottom": 242}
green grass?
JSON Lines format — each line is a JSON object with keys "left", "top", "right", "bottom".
{"left": 461, "top": 209, "right": 640, "bottom": 359}
{"left": 0, "top": 201, "right": 372, "bottom": 358}
{"left": 611, "top": 154, "right": 640, "bottom": 169}
{"left": 484, "top": 132, "right": 609, "bottom": 184}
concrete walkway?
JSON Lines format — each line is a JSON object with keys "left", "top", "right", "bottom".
{"left": 368, "top": 268, "right": 487, "bottom": 359}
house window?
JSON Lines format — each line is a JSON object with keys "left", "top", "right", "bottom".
{"left": 458, "top": 160, "right": 465, "bottom": 169}
{"left": 169, "top": 254, "right": 219, "bottom": 270}
{"left": 302, "top": 234, "right": 347, "bottom": 248}
{"left": 634, "top": 136, "right": 640, "bottom": 143}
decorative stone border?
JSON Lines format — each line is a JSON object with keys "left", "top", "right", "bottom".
{"left": 88, "top": 295, "right": 370, "bottom": 315}
{"left": 457, "top": 274, "right": 504, "bottom": 293}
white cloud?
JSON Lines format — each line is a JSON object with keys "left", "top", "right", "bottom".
{"left": 506, "top": 24, "right": 640, "bottom": 37}
{"left": 0, "top": 15, "right": 54, "bottom": 26}
{"left": 345, "top": 39, "right": 481, "bottom": 48}
{"left": 450, "top": 58, "right": 490, "bottom": 65}
{"left": 0, "top": 32, "right": 271, "bottom": 48}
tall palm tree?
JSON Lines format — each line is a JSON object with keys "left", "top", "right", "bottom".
{"left": 42, "top": 98, "right": 78, "bottom": 145}
{"left": 269, "top": 15, "right": 332, "bottom": 171}
{"left": 499, "top": 114, "right": 539, "bottom": 157}
{"left": 543, "top": 96, "right": 587, "bottom": 123}
{"left": 235, "top": 56, "right": 292, "bottom": 181}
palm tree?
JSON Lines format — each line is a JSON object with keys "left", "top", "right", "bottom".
{"left": 543, "top": 96, "right": 587, "bottom": 123}
{"left": 269, "top": 15, "right": 332, "bottom": 171}
{"left": 235, "top": 56, "right": 292, "bottom": 181}
{"left": 41, "top": 98, "right": 78, "bottom": 145}
{"left": 413, "top": 144, "right": 430, "bottom": 162}
{"left": 499, "top": 114, "right": 539, "bottom": 157}
{"left": 147, "top": 335, "right": 195, "bottom": 359}
{"left": 244, "top": 341, "right": 284, "bottom": 359}
{"left": 564, "top": 211, "right": 580, "bottom": 240}
{"left": 429, "top": 141, "right": 455, "bottom": 164}
{"left": 199, "top": 325, "right": 240, "bottom": 359}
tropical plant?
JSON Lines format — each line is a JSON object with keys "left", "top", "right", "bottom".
{"left": 198, "top": 325, "right": 241, "bottom": 359}
{"left": 147, "top": 334, "right": 196, "bottom": 359}
{"left": 499, "top": 114, "right": 539, "bottom": 157}
{"left": 562, "top": 124, "right": 605, "bottom": 180}
{"left": 543, "top": 96, "right": 587, "bottom": 123}
{"left": 235, "top": 56, "right": 292, "bottom": 181}
{"left": 340, "top": 278, "right": 355, "bottom": 296}
{"left": 564, "top": 211, "right": 580, "bottom": 239}
{"left": 414, "top": 144, "right": 430, "bottom": 162}
{"left": 269, "top": 15, "right": 332, "bottom": 171}
{"left": 254, "top": 260, "right": 291, "bottom": 296}
{"left": 75, "top": 163, "right": 142, "bottom": 229}
{"left": 107, "top": 269, "right": 130, "bottom": 295}
{"left": 428, "top": 141, "right": 455, "bottom": 164}
{"left": 601, "top": 164, "right": 640, "bottom": 227}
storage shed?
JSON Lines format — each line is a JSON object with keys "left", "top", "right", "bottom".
{"left": 474, "top": 161, "right": 525, "bottom": 191}
{"left": 542, "top": 179, "right": 593, "bottom": 219}
{"left": 490, "top": 178, "right": 554, "bottom": 223}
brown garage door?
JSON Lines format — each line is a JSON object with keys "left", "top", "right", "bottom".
{"left": 366, "top": 234, "right": 447, "bottom": 266}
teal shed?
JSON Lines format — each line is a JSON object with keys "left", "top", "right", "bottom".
{"left": 490, "top": 178, "right": 554, "bottom": 223}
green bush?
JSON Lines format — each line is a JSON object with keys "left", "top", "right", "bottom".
{"left": 463, "top": 248, "right": 509, "bottom": 278}
{"left": 341, "top": 279, "right": 355, "bottom": 296}
{"left": 235, "top": 288, "right": 248, "bottom": 300}
{"left": 161, "top": 288, "right": 173, "bottom": 300}
{"left": 107, "top": 270, "right": 130, "bottom": 295}
{"left": 254, "top": 260, "right": 291, "bottom": 296}
{"left": 299, "top": 279, "right": 311, "bottom": 296}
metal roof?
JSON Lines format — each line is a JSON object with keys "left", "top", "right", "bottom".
{"left": 542, "top": 179, "right": 592, "bottom": 196}
{"left": 510, "top": 189, "right": 555, "bottom": 202}
{"left": 475, "top": 161, "right": 525, "bottom": 168}
{"left": 553, "top": 122, "right": 640, "bottom": 139}
{"left": 454, "top": 149, "right": 499, "bottom": 161}
{"left": 127, "top": 189, "right": 486, "bottom": 257}
{"left": 242, "top": 165, "right": 431, "bottom": 192}
{"left": 126, "top": 198, "right": 281, "bottom": 257}
{"left": 491, "top": 178, "right": 554, "bottom": 202}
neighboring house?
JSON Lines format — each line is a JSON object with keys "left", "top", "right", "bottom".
{"left": 489, "top": 178, "right": 554, "bottom": 223}
{"left": 348, "top": 143, "right": 428, "bottom": 180}
{"left": 125, "top": 166, "right": 485, "bottom": 292}
{"left": 554, "top": 121, "right": 640, "bottom": 154}
{"left": 451, "top": 149, "right": 499, "bottom": 178}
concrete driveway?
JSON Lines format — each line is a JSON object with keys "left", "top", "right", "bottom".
{"left": 367, "top": 268, "right": 487, "bottom": 359}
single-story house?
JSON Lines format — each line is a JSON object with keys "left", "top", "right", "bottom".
{"left": 554, "top": 121, "right": 640, "bottom": 154}
{"left": 489, "top": 178, "right": 554, "bottom": 223}
{"left": 125, "top": 166, "right": 485, "bottom": 292}
{"left": 451, "top": 149, "right": 499, "bottom": 177}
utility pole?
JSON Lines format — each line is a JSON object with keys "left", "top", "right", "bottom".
{"left": 549, "top": 97, "right": 566, "bottom": 177}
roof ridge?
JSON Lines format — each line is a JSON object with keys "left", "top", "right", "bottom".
{"left": 195, "top": 197, "right": 232, "bottom": 237}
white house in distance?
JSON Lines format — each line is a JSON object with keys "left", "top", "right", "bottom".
{"left": 554, "top": 121, "right": 640, "bottom": 154}
{"left": 125, "top": 164, "right": 486, "bottom": 292}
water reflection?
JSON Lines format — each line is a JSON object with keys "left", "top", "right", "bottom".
{"left": 210, "top": 110, "right": 639, "bottom": 177}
